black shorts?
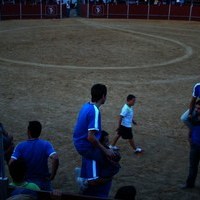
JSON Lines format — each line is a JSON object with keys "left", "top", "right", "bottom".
{"left": 118, "top": 125, "right": 133, "bottom": 139}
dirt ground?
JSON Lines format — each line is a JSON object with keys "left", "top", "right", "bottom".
{"left": 0, "top": 18, "right": 200, "bottom": 200}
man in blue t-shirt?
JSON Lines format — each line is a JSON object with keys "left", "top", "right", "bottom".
{"left": 73, "top": 84, "right": 120, "bottom": 196}
{"left": 9, "top": 121, "right": 59, "bottom": 191}
{"left": 181, "top": 83, "right": 200, "bottom": 129}
{"left": 182, "top": 100, "right": 200, "bottom": 188}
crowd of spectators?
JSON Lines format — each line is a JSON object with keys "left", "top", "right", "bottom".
{"left": 1, "top": 0, "right": 199, "bottom": 6}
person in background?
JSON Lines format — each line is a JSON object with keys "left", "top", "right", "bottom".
{"left": 181, "top": 82, "right": 200, "bottom": 130}
{"left": 0, "top": 122, "right": 14, "bottom": 164}
{"left": 110, "top": 94, "right": 143, "bottom": 154}
{"left": 182, "top": 100, "right": 200, "bottom": 189}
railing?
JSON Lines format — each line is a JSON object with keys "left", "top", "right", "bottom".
{"left": 7, "top": 186, "right": 113, "bottom": 200}
{"left": 80, "top": 3, "right": 200, "bottom": 20}
{"left": 0, "top": 3, "right": 68, "bottom": 19}
{"left": 0, "top": 1, "right": 200, "bottom": 20}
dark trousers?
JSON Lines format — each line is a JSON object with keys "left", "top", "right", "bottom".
{"left": 186, "top": 144, "right": 200, "bottom": 187}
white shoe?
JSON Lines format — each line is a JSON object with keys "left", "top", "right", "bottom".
{"left": 109, "top": 145, "right": 120, "bottom": 150}
{"left": 134, "top": 147, "right": 143, "bottom": 153}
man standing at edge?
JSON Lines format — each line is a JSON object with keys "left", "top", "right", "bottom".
{"left": 182, "top": 100, "right": 200, "bottom": 189}
{"left": 181, "top": 82, "right": 200, "bottom": 129}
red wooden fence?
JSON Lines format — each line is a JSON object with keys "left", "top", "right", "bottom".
{"left": 0, "top": 3, "right": 200, "bottom": 20}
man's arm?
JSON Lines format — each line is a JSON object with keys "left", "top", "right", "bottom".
{"left": 188, "top": 96, "right": 197, "bottom": 117}
{"left": 87, "top": 130, "right": 115, "bottom": 159}
{"left": 132, "top": 118, "right": 137, "bottom": 125}
{"left": 49, "top": 153, "right": 59, "bottom": 181}
{"left": 9, "top": 157, "right": 15, "bottom": 165}
{"left": 117, "top": 116, "right": 123, "bottom": 130}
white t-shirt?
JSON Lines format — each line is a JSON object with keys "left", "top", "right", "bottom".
{"left": 120, "top": 104, "right": 134, "bottom": 128}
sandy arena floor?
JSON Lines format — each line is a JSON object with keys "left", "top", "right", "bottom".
{"left": 0, "top": 18, "right": 200, "bottom": 199}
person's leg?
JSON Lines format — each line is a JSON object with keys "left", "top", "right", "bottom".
{"left": 186, "top": 145, "right": 200, "bottom": 188}
{"left": 128, "top": 137, "right": 143, "bottom": 153}
{"left": 81, "top": 158, "right": 111, "bottom": 186}
{"left": 77, "top": 157, "right": 112, "bottom": 195}
{"left": 128, "top": 138, "right": 136, "bottom": 150}
{"left": 112, "top": 134, "right": 121, "bottom": 146}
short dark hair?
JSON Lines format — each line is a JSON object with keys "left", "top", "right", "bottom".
{"left": 91, "top": 84, "right": 107, "bottom": 102}
{"left": 28, "top": 121, "right": 42, "bottom": 138}
{"left": 127, "top": 94, "right": 136, "bottom": 101}
{"left": 196, "top": 100, "right": 200, "bottom": 106}
{"left": 115, "top": 186, "right": 136, "bottom": 200}
{"left": 9, "top": 159, "right": 26, "bottom": 183}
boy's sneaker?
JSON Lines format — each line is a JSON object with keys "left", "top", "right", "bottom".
{"left": 108, "top": 145, "right": 120, "bottom": 150}
{"left": 76, "top": 177, "right": 88, "bottom": 193}
{"left": 134, "top": 147, "right": 143, "bottom": 154}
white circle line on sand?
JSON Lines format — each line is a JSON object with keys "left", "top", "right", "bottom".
{"left": 0, "top": 21, "right": 193, "bottom": 70}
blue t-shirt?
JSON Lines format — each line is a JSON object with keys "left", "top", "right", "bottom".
{"left": 11, "top": 139, "right": 56, "bottom": 180}
{"left": 191, "top": 114, "right": 200, "bottom": 145}
{"left": 192, "top": 83, "right": 200, "bottom": 98}
{"left": 73, "top": 102, "right": 101, "bottom": 152}
{"left": 192, "top": 126, "right": 200, "bottom": 145}
{"left": 120, "top": 104, "right": 134, "bottom": 128}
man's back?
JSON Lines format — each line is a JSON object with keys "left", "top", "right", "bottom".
{"left": 73, "top": 102, "right": 101, "bottom": 152}
{"left": 12, "top": 139, "right": 56, "bottom": 180}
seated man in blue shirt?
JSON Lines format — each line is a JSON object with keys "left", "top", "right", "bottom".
{"left": 183, "top": 100, "right": 200, "bottom": 188}
{"left": 9, "top": 121, "right": 59, "bottom": 191}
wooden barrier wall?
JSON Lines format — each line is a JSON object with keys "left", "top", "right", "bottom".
{"left": 0, "top": 4, "right": 67, "bottom": 19}
{"left": 80, "top": 3, "right": 200, "bottom": 21}
{"left": 7, "top": 186, "right": 112, "bottom": 200}
{"left": 0, "top": 3, "right": 200, "bottom": 20}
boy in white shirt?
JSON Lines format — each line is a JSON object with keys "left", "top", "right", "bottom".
{"left": 110, "top": 94, "right": 142, "bottom": 154}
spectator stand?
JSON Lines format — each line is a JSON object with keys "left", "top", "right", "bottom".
{"left": 80, "top": 0, "right": 200, "bottom": 20}
{"left": 0, "top": 0, "right": 69, "bottom": 19}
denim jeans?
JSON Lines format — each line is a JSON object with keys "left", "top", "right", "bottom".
{"left": 186, "top": 144, "right": 200, "bottom": 187}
